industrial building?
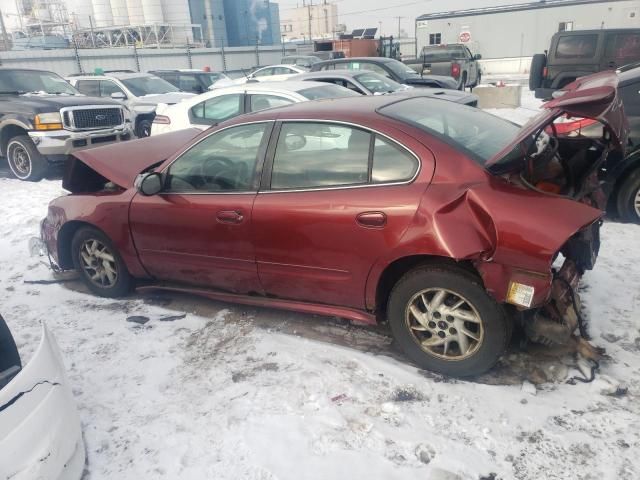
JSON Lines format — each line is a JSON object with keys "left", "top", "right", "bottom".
{"left": 415, "top": 0, "right": 640, "bottom": 59}
{"left": 280, "top": 1, "right": 339, "bottom": 42}
{"left": 7, "top": 0, "right": 283, "bottom": 48}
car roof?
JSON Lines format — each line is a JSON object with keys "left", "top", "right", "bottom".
{"left": 293, "top": 70, "right": 370, "bottom": 80}
{"left": 315, "top": 57, "right": 392, "bottom": 64}
{"left": 257, "top": 64, "right": 303, "bottom": 69}
{"left": 150, "top": 69, "right": 220, "bottom": 74}
{"left": 552, "top": 28, "right": 640, "bottom": 36}
{"left": 618, "top": 65, "right": 640, "bottom": 87}
{"left": 69, "top": 72, "right": 154, "bottom": 80}
{"left": 233, "top": 80, "right": 334, "bottom": 93}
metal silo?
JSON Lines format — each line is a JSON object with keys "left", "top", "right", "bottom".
{"left": 126, "top": 0, "right": 145, "bottom": 24}
{"left": 160, "top": 0, "right": 190, "bottom": 25}
{"left": 92, "top": 0, "right": 114, "bottom": 27}
{"left": 68, "top": 0, "right": 95, "bottom": 29}
{"left": 111, "top": 0, "right": 130, "bottom": 25}
{"left": 142, "top": 0, "right": 164, "bottom": 23}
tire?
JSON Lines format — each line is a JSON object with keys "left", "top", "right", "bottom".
{"left": 71, "top": 226, "right": 133, "bottom": 297}
{"left": 471, "top": 71, "right": 482, "bottom": 89}
{"left": 616, "top": 169, "right": 640, "bottom": 223}
{"left": 136, "top": 118, "right": 153, "bottom": 138}
{"left": 387, "top": 265, "right": 509, "bottom": 377}
{"left": 529, "top": 54, "right": 546, "bottom": 90}
{"left": 458, "top": 72, "right": 467, "bottom": 91}
{"left": 6, "top": 135, "right": 48, "bottom": 182}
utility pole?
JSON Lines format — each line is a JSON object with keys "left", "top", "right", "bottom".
{"left": 307, "top": 0, "right": 312, "bottom": 44}
{"left": 0, "top": 9, "right": 10, "bottom": 52}
{"left": 396, "top": 16, "right": 402, "bottom": 40}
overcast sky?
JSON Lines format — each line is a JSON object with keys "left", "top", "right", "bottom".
{"left": 0, "top": 0, "right": 533, "bottom": 36}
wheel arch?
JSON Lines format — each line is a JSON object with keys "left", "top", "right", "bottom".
{"left": 0, "top": 122, "right": 30, "bottom": 156}
{"left": 57, "top": 220, "right": 104, "bottom": 270}
{"left": 372, "top": 254, "right": 481, "bottom": 322}
{"left": 608, "top": 152, "right": 640, "bottom": 216}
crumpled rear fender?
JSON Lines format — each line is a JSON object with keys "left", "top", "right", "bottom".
{"left": 365, "top": 175, "right": 602, "bottom": 310}
{"left": 0, "top": 323, "right": 85, "bottom": 480}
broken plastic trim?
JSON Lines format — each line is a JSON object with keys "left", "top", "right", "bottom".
{"left": 0, "top": 380, "right": 61, "bottom": 413}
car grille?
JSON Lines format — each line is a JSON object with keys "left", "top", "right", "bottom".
{"left": 62, "top": 107, "right": 124, "bottom": 130}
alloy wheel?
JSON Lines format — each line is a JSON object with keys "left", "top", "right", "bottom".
{"left": 405, "top": 288, "right": 484, "bottom": 361}
{"left": 8, "top": 142, "right": 31, "bottom": 178}
{"left": 634, "top": 187, "right": 640, "bottom": 218}
{"left": 79, "top": 239, "right": 119, "bottom": 288}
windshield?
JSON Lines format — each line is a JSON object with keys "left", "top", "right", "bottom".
{"left": 0, "top": 70, "right": 78, "bottom": 95}
{"left": 379, "top": 97, "right": 522, "bottom": 165}
{"left": 384, "top": 59, "right": 419, "bottom": 79}
{"left": 298, "top": 84, "right": 361, "bottom": 100}
{"left": 354, "top": 72, "right": 403, "bottom": 93}
{"left": 121, "top": 76, "right": 180, "bottom": 96}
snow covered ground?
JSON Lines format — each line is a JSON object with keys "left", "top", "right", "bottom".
{"left": 1, "top": 97, "right": 640, "bottom": 480}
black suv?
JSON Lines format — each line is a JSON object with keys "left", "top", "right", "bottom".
{"left": 310, "top": 57, "right": 458, "bottom": 90}
{"left": 0, "top": 68, "right": 131, "bottom": 181}
{"left": 530, "top": 28, "right": 640, "bottom": 99}
{"left": 149, "top": 69, "right": 233, "bottom": 94}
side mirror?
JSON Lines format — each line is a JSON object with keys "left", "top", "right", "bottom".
{"left": 135, "top": 172, "right": 163, "bottom": 196}
{"left": 111, "top": 91, "right": 126, "bottom": 100}
{"left": 474, "top": 54, "right": 482, "bottom": 60}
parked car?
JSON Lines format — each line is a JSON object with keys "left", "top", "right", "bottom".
{"left": 0, "top": 68, "right": 131, "bottom": 181}
{"left": 290, "top": 70, "right": 479, "bottom": 106}
{"left": 281, "top": 55, "right": 322, "bottom": 69}
{"left": 40, "top": 71, "right": 626, "bottom": 377}
{"left": 310, "top": 57, "right": 458, "bottom": 89}
{"left": 0, "top": 314, "right": 85, "bottom": 479}
{"left": 151, "top": 81, "right": 360, "bottom": 135}
{"left": 551, "top": 66, "right": 640, "bottom": 223}
{"left": 148, "top": 69, "right": 234, "bottom": 94}
{"left": 406, "top": 44, "right": 482, "bottom": 90}
{"left": 235, "top": 65, "right": 307, "bottom": 84}
{"left": 67, "top": 72, "right": 195, "bottom": 137}
{"left": 530, "top": 28, "right": 640, "bottom": 99}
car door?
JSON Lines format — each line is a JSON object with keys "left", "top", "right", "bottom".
{"left": 129, "top": 122, "right": 273, "bottom": 293}
{"left": 188, "top": 93, "right": 245, "bottom": 130}
{"left": 465, "top": 47, "right": 478, "bottom": 84}
{"left": 252, "top": 120, "right": 432, "bottom": 309}
{"left": 100, "top": 80, "right": 127, "bottom": 100}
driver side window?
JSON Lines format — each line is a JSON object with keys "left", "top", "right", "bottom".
{"left": 165, "top": 123, "right": 268, "bottom": 193}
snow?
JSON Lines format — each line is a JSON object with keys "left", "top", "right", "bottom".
{"left": 1, "top": 95, "right": 640, "bottom": 479}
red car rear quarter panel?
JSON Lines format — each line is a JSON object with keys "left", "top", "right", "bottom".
{"left": 364, "top": 139, "right": 602, "bottom": 310}
{"left": 46, "top": 190, "right": 149, "bottom": 278}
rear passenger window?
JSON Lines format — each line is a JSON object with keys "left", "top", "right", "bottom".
{"left": 372, "top": 136, "right": 419, "bottom": 183}
{"left": 271, "top": 123, "right": 370, "bottom": 189}
{"left": 76, "top": 80, "right": 99, "bottom": 96}
{"left": 250, "top": 94, "right": 294, "bottom": 112}
{"left": 555, "top": 35, "right": 598, "bottom": 59}
{"left": 191, "top": 94, "right": 243, "bottom": 124}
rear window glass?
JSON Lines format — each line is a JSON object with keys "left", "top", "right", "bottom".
{"left": 421, "top": 47, "right": 466, "bottom": 62}
{"left": 298, "top": 84, "right": 360, "bottom": 100}
{"left": 555, "top": 35, "right": 598, "bottom": 59}
{"left": 378, "top": 97, "right": 521, "bottom": 164}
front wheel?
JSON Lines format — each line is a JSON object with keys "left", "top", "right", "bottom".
{"left": 617, "top": 169, "right": 640, "bottom": 223}
{"left": 136, "top": 118, "right": 153, "bottom": 138}
{"left": 387, "top": 266, "right": 510, "bottom": 377}
{"left": 71, "top": 227, "right": 132, "bottom": 297}
{"left": 6, "top": 135, "right": 48, "bottom": 181}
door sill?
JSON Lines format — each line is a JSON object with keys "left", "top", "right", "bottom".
{"left": 135, "top": 284, "right": 377, "bottom": 325}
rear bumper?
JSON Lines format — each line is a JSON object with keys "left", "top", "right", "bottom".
{"left": 28, "top": 124, "right": 132, "bottom": 158}
{"left": 0, "top": 324, "right": 85, "bottom": 480}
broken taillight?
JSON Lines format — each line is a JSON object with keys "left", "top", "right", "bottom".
{"left": 543, "top": 66, "right": 548, "bottom": 78}
{"left": 548, "top": 117, "right": 599, "bottom": 136}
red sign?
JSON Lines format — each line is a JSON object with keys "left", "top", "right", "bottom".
{"left": 459, "top": 32, "right": 471, "bottom": 43}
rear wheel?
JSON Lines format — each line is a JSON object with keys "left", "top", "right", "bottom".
{"left": 617, "top": 169, "right": 640, "bottom": 223}
{"left": 387, "top": 266, "right": 509, "bottom": 377}
{"left": 458, "top": 72, "right": 467, "bottom": 91}
{"left": 136, "top": 118, "right": 153, "bottom": 138}
{"left": 71, "top": 227, "right": 132, "bottom": 297}
{"left": 6, "top": 135, "right": 48, "bottom": 182}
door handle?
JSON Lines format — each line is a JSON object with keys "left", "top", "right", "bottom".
{"left": 356, "top": 212, "right": 387, "bottom": 228}
{"left": 216, "top": 210, "right": 244, "bottom": 224}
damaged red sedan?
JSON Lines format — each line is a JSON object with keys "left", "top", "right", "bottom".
{"left": 41, "top": 72, "right": 627, "bottom": 376}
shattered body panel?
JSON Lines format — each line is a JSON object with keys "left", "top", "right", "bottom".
{"left": 0, "top": 323, "right": 85, "bottom": 480}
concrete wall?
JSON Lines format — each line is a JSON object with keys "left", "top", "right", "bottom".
{"left": 416, "top": 0, "right": 639, "bottom": 59}
{"left": 0, "top": 45, "right": 296, "bottom": 77}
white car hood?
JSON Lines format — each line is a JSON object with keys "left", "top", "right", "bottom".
{"left": 0, "top": 323, "right": 85, "bottom": 480}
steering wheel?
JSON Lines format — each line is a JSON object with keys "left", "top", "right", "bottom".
{"left": 199, "top": 156, "right": 235, "bottom": 189}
